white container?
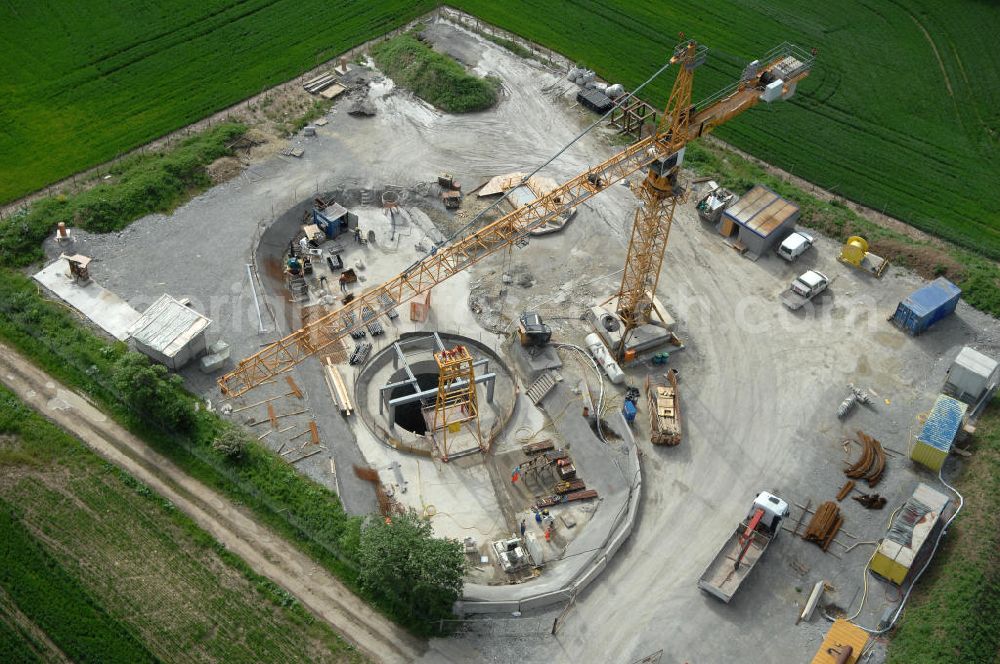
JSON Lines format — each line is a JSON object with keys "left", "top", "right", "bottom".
{"left": 946, "top": 346, "right": 999, "bottom": 401}
{"left": 585, "top": 333, "right": 625, "bottom": 385}
{"left": 760, "top": 79, "right": 784, "bottom": 103}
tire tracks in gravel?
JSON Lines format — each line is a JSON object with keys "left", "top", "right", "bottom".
{"left": 0, "top": 342, "right": 424, "bottom": 664}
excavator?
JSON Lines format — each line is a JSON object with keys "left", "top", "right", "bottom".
{"left": 219, "top": 40, "right": 813, "bottom": 398}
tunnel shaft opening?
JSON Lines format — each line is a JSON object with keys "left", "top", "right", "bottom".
{"left": 391, "top": 372, "right": 440, "bottom": 435}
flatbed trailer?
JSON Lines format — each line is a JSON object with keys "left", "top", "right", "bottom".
{"left": 645, "top": 371, "right": 681, "bottom": 446}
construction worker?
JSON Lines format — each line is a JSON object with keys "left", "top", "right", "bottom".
{"left": 520, "top": 519, "right": 526, "bottom": 537}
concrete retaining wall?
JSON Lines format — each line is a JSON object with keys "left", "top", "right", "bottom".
{"left": 457, "top": 407, "right": 642, "bottom": 615}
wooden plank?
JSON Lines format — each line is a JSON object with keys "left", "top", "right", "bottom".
{"left": 248, "top": 408, "right": 308, "bottom": 426}
{"left": 233, "top": 394, "right": 283, "bottom": 412}
{"left": 291, "top": 448, "right": 323, "bottom": 464}
{"left": 309, "top": 421, "right": 320, "bottom": 445}
{"left": 267, "top": 403, "right": 277, "bottom": 428}
{"left": 285, "top": 375, "right": 303, "bottom": 399}
{"left": 792, "top": 498, "right": 811, "bottom": 538}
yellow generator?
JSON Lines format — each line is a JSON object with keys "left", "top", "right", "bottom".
{"left": 838, "top": 236, "right": 889, "bottom": 277}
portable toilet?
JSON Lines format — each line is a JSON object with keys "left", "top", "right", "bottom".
{"left": 889, "top": 278, "right": 960, "bottom": 336}
{"left": 622, "top": 400, "right": 637, "bottom": 423}
{"left": 911, "top": 394, "right": 967, "bottom": 471}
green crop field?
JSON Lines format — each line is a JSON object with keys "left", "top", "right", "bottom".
{"left": 0, "top": 387, "right": 364, "bottom": 663}
{"left": 0, "top": 0, "right": 434, "bottom": 204}
{"left": 1, "top": 1, "right": 998, "bottom": 259}
{"left": 453, "top": 0, "right": 1000, "bottom": 259}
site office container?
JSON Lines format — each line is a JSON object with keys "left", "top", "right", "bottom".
{"left": 889, "top": 277, "right": 960, "bottom": 336}
{"left": 910, "top": 394, "right": 967, "bottom": 471}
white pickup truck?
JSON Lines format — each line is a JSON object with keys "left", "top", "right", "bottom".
{"left": 780, "top": 270, "right": 829, "bottom": 310}
{"left": 777, "top": 231, "right": 815, "bottom": 261}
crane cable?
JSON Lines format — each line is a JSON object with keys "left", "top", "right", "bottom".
{"left": 407, "top": 56, "right": 678, "bottom": 274}
{"left": 553, "top": 342, "right": 607, "bottom": 444}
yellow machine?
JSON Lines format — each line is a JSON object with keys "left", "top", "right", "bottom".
{"left": 432, "top": 345, "right": 482, "bottom": 461}
{"left": 219, "top": 41, "right": 814, "bottom": 397}
{"left": 838, "top": 236, "right": 889, "bottom": 277}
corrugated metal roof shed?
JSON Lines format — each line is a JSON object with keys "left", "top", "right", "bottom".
{"left": 128, "top": 294, "right": 211, "bottom": 359}
{"left": 917, "top": 394, "right": 967, "bottom": 451}
{"left": 722, "top": 185, "right": 798, "bottom": 238}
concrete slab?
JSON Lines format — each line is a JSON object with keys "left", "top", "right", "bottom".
{"left": 33, "top": 259, "right": 141, "bottom": 340}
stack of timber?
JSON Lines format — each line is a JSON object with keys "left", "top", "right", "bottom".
{"left": 322, "top": 356, "right": 353, "bottom": 416}
{"left": 804, "top": 501, "right": 842, "bottom": 551}
{"left": 521, "top": 439, "right": 554, "bottom": 455}
{"left": 303, "top": 72, "right": 339, "bottom": 94}
{"left": 645, "top": 371, "right": 681, "bottom": 445}
{"left": 554, "top": 479, "right": 586, "bottom": 495}
{"left": 844, "top": 430, "right": 886, "bottom": 486}
{"left": 535, "top": 489, "right": 598, "bottom": 509}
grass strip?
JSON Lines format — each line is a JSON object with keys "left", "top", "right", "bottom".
{"left": 685, "top": 142, "right": 1000, "bottom": 318}
{"left": 371, "top": 33, "right": 499, "bottom": 113}
{"left": 886, "top": 400, "right": 1000, "bottom": 663}
{"left": 0, "top": 123, "right": 246, "bottom": 268}
{"left": 0, "top": 386, "right": 365, "bottom": 662}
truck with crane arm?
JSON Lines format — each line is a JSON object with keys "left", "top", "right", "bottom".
{"left": 697, "top": 491, "right": 790, "bottom": 603}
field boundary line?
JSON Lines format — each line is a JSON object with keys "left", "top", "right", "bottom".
{"left": 0, "top": 341, "right": 426, "bottom": 664}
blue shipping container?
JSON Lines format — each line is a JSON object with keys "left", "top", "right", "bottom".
{"left": 890, "top": 278, "right": 961, "bottom": 336}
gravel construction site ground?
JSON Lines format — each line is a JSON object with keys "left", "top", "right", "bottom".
{"left": 38, "top": 20, "right": 1000, "bottom": 663}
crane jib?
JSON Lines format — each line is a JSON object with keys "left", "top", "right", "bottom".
{"left": 219, "top": 43, "right": 812, "bottom": 397}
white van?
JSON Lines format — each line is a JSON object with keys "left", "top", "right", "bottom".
{"left": 777, "top": 231, "right": 814, "bottom": 261}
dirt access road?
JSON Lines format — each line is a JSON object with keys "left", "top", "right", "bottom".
{"left": 0, "top": 342, "right": 424, "bottom": 664}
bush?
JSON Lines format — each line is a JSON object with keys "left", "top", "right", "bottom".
{"left": 0, "top": 123, "right": 246, "bottom": 269}
{"left": 357, "top": 510, "right": 465, "bottom": 629}
{"left": 371, "top": 35, "right": 499, "bottom": 113}
{"left": 111, "top": 352, "right": 195, "bottom": 433}
{"left": 212, "top": 427, "right": 250, "bottom": 460}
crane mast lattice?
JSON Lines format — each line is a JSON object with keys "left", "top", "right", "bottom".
{"left": 219, "top": 41, "right": 812, "bottom": 397}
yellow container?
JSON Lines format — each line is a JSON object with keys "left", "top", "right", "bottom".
{"left": 910, "top": 439, "right": 948, "bottom": 471}
{"left": 870, "top": 539, "right": 909, "bottom": 585}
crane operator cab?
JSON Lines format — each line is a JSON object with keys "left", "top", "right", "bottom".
{"left": 749, "top": 491, "right": 790, "bottom": 535}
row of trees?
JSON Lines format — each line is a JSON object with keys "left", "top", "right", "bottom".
{"left": 112, "top": 350, "right": 466, "bottom": 629}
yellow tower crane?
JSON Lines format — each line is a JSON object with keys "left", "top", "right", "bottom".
{"left": 218, "top": 41, "right": 813, "bottom": 397}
